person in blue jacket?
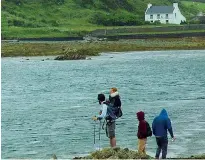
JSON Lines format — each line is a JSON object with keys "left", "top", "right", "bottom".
{"left": 152, "top": 109, "right": 176, "bottom": 159}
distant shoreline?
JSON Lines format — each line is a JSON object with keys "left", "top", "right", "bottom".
{"left": 2, "top": 37, "right": 205, "bottom": 57}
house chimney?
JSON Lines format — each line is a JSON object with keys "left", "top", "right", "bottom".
{"left": 148, "top": 3, "right": 152, "bottom": 8}
{"left": 173, "top": 3, "right": 178, "bottom": 9}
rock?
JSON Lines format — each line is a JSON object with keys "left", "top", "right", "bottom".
{"left": 52, "top": 154, "right": 57, "bottom": 160}
{"left": 54, "top": 54, "right": 86, "bottom": 60}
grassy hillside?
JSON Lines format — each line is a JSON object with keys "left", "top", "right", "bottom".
{"left": 1, "top": 0, "right": 205, "bottom": 39}
{"left": 181, "top": 1, "right": 205, "bottom": 15}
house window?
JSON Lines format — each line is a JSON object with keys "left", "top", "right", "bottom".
{"left": 157, "top": 14, "right": 160, "bottom": 19}
{"left": 175, "top": 13, "right": 176, "bottom": 18}
{"left": 166, "top": 20, "right": 169, "bottom": 23}
{"left": 150, "top": 15, "right": 153, "bottom": 19}
{"left": 166, "top": 14, "right": 169, "bottom": 19}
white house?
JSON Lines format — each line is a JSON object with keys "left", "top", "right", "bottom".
{"left": 145, "top": 3, "right": 186, "bottom": 24}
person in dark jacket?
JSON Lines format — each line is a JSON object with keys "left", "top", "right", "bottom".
{"left": 109, "top": 87, "right": 121, "bottom": 107}
{"left": 109, "top": 87, "right": 122, "bottom": 118}
{"left": 152, "top": 109, "right": 176, "bottom": 159}
{"left": 137, "top": 111, "right": 147, "bottom": 154}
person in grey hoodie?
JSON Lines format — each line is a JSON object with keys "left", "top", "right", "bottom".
{"left": 152, "top": 109, "right": 176, "bottom": 159}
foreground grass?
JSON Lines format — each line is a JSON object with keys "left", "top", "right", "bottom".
{"left": 2, "top": 37, "right": 205, "bottom": 57}
{"left": 73, "top": 147, "right": 205, "bottom": 159}
{"left": 74, "top": 147, "right": 152, "bottom": 159}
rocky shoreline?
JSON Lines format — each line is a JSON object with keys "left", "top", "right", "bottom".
{"left": 71, "top": 147, "right": 205, "bottom": 159}
{"left": 2, "top": 37, "right": 205, "bottom": 58}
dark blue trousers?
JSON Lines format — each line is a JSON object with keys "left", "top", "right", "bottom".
{"left": 155, "top": 136, "right": 168, "bottom": 159}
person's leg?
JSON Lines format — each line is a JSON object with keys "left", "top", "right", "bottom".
{"left": 161, "top": 137, "right": 168, "bottom": 159}
{"left": 110, "top": 137, "right": 116, "bottom": 147}
{"left": 138, "top": 138, "right": 147, "bottom": 154}
{"left": 155, "top": 137, "right": 162, "bottom": 159}
{"left": 107, "top": 121, "right": 116, "bottom": 147}
{"left": 138, "top": 139, "right": 143, "bottom": 154}
{"left": 143, "top": 138, "right": 147, "bottom": 154}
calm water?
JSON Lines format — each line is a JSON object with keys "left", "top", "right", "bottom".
{"left": 2, "top": 50, "right": 205, "bottom": 159}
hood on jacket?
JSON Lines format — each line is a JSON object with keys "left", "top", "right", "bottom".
{"left": 110, "top": 91, "right": 119, "bottom": 98}
{"left": 136, "top": 111, "right": 145, "bottom": 121}
{"left": 159, "top": 109, "right": 168, "bottom": 118}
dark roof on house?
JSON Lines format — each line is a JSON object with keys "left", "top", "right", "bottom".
{"left": 146, "top": 6, "right": 174, "bottom": 14}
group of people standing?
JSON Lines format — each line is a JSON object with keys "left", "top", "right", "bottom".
{"left": 92, "top": 88, "right": 175, "bottom": 159}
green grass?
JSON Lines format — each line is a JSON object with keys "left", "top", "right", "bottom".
{"left": 181, "top": 1, "right": 205, "bottom": 13}
{"left": 73, "top": 147, "right": 205, "bottom": 159}
{"left": 2, "top": 0, "right": 204, "bottom": 39}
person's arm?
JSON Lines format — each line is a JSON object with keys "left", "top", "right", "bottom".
{"left": 167, "top": 118, "right": 174, "bottom": 138}
{"left": 152, "top": 118, "right": 156, "bottom": 135}
{"left": 97, "top": 104, "right": 107, "bottom": 120}
{"left": 115, "top": 97, "right": 121, "bottom": 107}
{"left": 137, "top": 124, "right": 140, "bottom": 138}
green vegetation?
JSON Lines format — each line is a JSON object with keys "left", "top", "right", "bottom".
{"left": 2, "top": 37, "right": 205, "bottom": 57}
{"left": 188, "top": 154, "right": 205, "bottom": 159}
{"left": 73, "top": 147, "right": 205, "bottom": 159}
{"left": 2, "top": 0, "right": 205, "bottom": 39}
{"left": 181, "top": 1, "right": 205, "bottom": 14}
{"left": 74, "top": 147, "right": 152, "bottom": 159}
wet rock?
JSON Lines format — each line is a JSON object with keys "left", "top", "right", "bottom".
{"left": 54, "top": 54, "right": 86, "bottom": 60}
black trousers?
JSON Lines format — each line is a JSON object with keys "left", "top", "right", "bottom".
{"left": 155, "top": 136, "right": 168, "bottom": 159}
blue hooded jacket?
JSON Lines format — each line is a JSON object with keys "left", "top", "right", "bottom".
{"left": 152, "top": 109, "right": 174, "bottom": 138}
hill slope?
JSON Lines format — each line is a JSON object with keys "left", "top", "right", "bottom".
{"left": 1, "top": 0, "right": 204, "bottom": 39}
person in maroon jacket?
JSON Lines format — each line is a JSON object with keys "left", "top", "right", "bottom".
{"left": 137, "top": 111, "right": 148, "bottom": 154}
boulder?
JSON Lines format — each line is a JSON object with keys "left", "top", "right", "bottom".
{"left": 54, "top": 54, "right": 86, "bottom": 60}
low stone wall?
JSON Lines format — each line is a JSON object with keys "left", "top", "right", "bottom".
{"left": 102, "top": 32, "right": 205, "bottom": 40}
{"left": 17, "top": 37, "right": 83, "bottom": 41}
{"left": 91, "top": 24, "right": 205, "bottom": 36}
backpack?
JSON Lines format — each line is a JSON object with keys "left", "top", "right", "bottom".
{"left": 103, "top": 101, "right": 122, "bottom": 121}
{"left": 146, "top": 121, "right": 152, "bottom": 137}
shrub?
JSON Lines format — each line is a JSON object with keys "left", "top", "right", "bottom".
{"left": 49, "top": 20, "right": 59, "bottom": 27}
{"left": 153, "top": 20, "right": 161, "bottom": 25}
{"left": 189, "top": 20, "right": 200, "bottom": 24}
{"left": 89, "top": 12, "right": 143, "bottom": 26}
{"left": 144, "top": 21, "right": 151, "bottom": 25}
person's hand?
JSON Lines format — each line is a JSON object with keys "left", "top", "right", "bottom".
{"left": 172, "top": 137, "right": 176, "bottom": 142}
{"left": 92, "top": 116, "right": 98, "bottom": 121}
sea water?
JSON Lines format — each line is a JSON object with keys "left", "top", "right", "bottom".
{"left": 2, "top": 50, "right": 205, "bottom": 159}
